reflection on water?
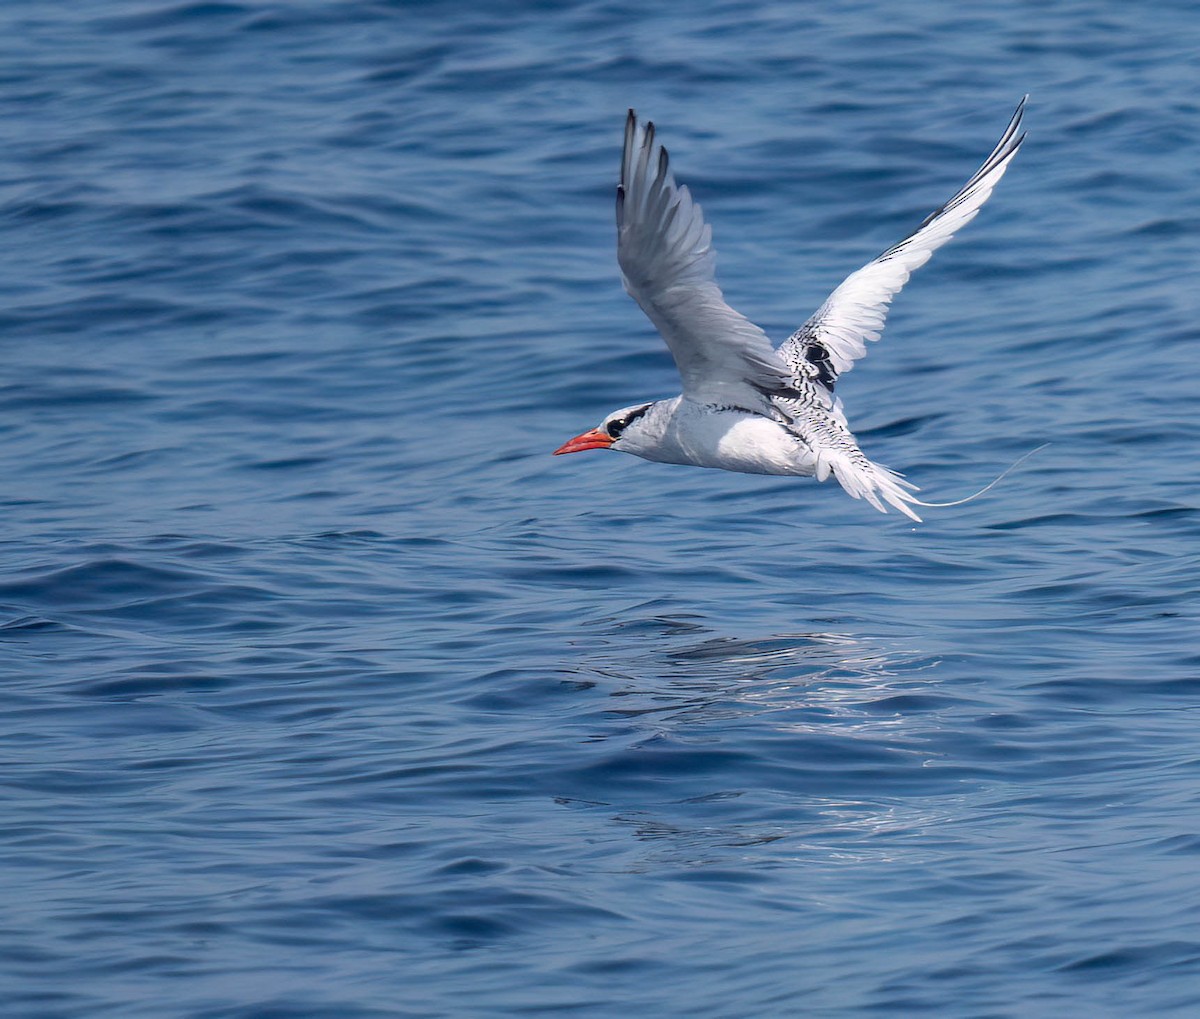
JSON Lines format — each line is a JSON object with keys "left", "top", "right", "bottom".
{"left": 567, "top": 617, "right": 934, "bottom": 728}
{"left": 556, "top": 617, "right": 957, "bottom": 866}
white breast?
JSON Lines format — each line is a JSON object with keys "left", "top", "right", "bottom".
{"left": 639, "top": 400, "right": 817, "bottom": 477}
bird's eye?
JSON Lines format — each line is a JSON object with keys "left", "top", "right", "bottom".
{"left": 606, "top": 404, "right": 649, "bottom": 439}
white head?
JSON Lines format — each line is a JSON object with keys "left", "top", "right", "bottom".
{"left": 553, "top": 402, "right": 657, "bottom": 457}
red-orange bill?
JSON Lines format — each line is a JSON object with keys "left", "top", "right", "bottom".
{"left": 553, "top": 428, "right": 613, "bottom": 455}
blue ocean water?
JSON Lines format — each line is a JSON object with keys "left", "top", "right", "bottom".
{"left": 3, "top": 1, "right": 1200, "bottom": 1015}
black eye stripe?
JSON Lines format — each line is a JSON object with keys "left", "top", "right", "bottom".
{"left": 607, "top": 404, "right": 650, "bottom": 438}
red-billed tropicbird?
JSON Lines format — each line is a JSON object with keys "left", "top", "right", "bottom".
{"left": 554, "top": 100, "right": 1027, "bottom": 522}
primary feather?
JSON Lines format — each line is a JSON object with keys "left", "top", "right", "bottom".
{"left": 617, "top": 111, "right": 795, "bottom": 417}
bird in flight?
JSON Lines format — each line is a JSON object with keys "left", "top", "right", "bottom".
{"left": 554, "top": 99, "right": 1027, "bottom": 521}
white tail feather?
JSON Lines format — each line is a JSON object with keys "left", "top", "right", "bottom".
{"left": 827, "top": 444, "right": 1048, "bottom": 523}
{"left": 823, "top": 452, "right": 922, "bottom": 521}
{"left": 904, "top": 444, "right": 1049, "bottom": 512}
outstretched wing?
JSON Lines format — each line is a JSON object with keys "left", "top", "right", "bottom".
{"left": 780, "top": 97, "right": 1027, "bottom": 389}
{"left": 617, "top": 110, "right": 793, "bottom": 413}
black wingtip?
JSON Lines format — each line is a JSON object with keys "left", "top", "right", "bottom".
{"left": 621, "top": 110, "right": 637, "bottom": 187}
{"left": 1009, "top": 95, "right": 1028, "bottom": 130}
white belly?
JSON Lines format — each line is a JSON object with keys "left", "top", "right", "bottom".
{"left": 645, "top": 405, "right": 816, "bottom": 477}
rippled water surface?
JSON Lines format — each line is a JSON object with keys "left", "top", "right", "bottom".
{"left": 3, "top": 2, "right": 1200, "bottom": 1016}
